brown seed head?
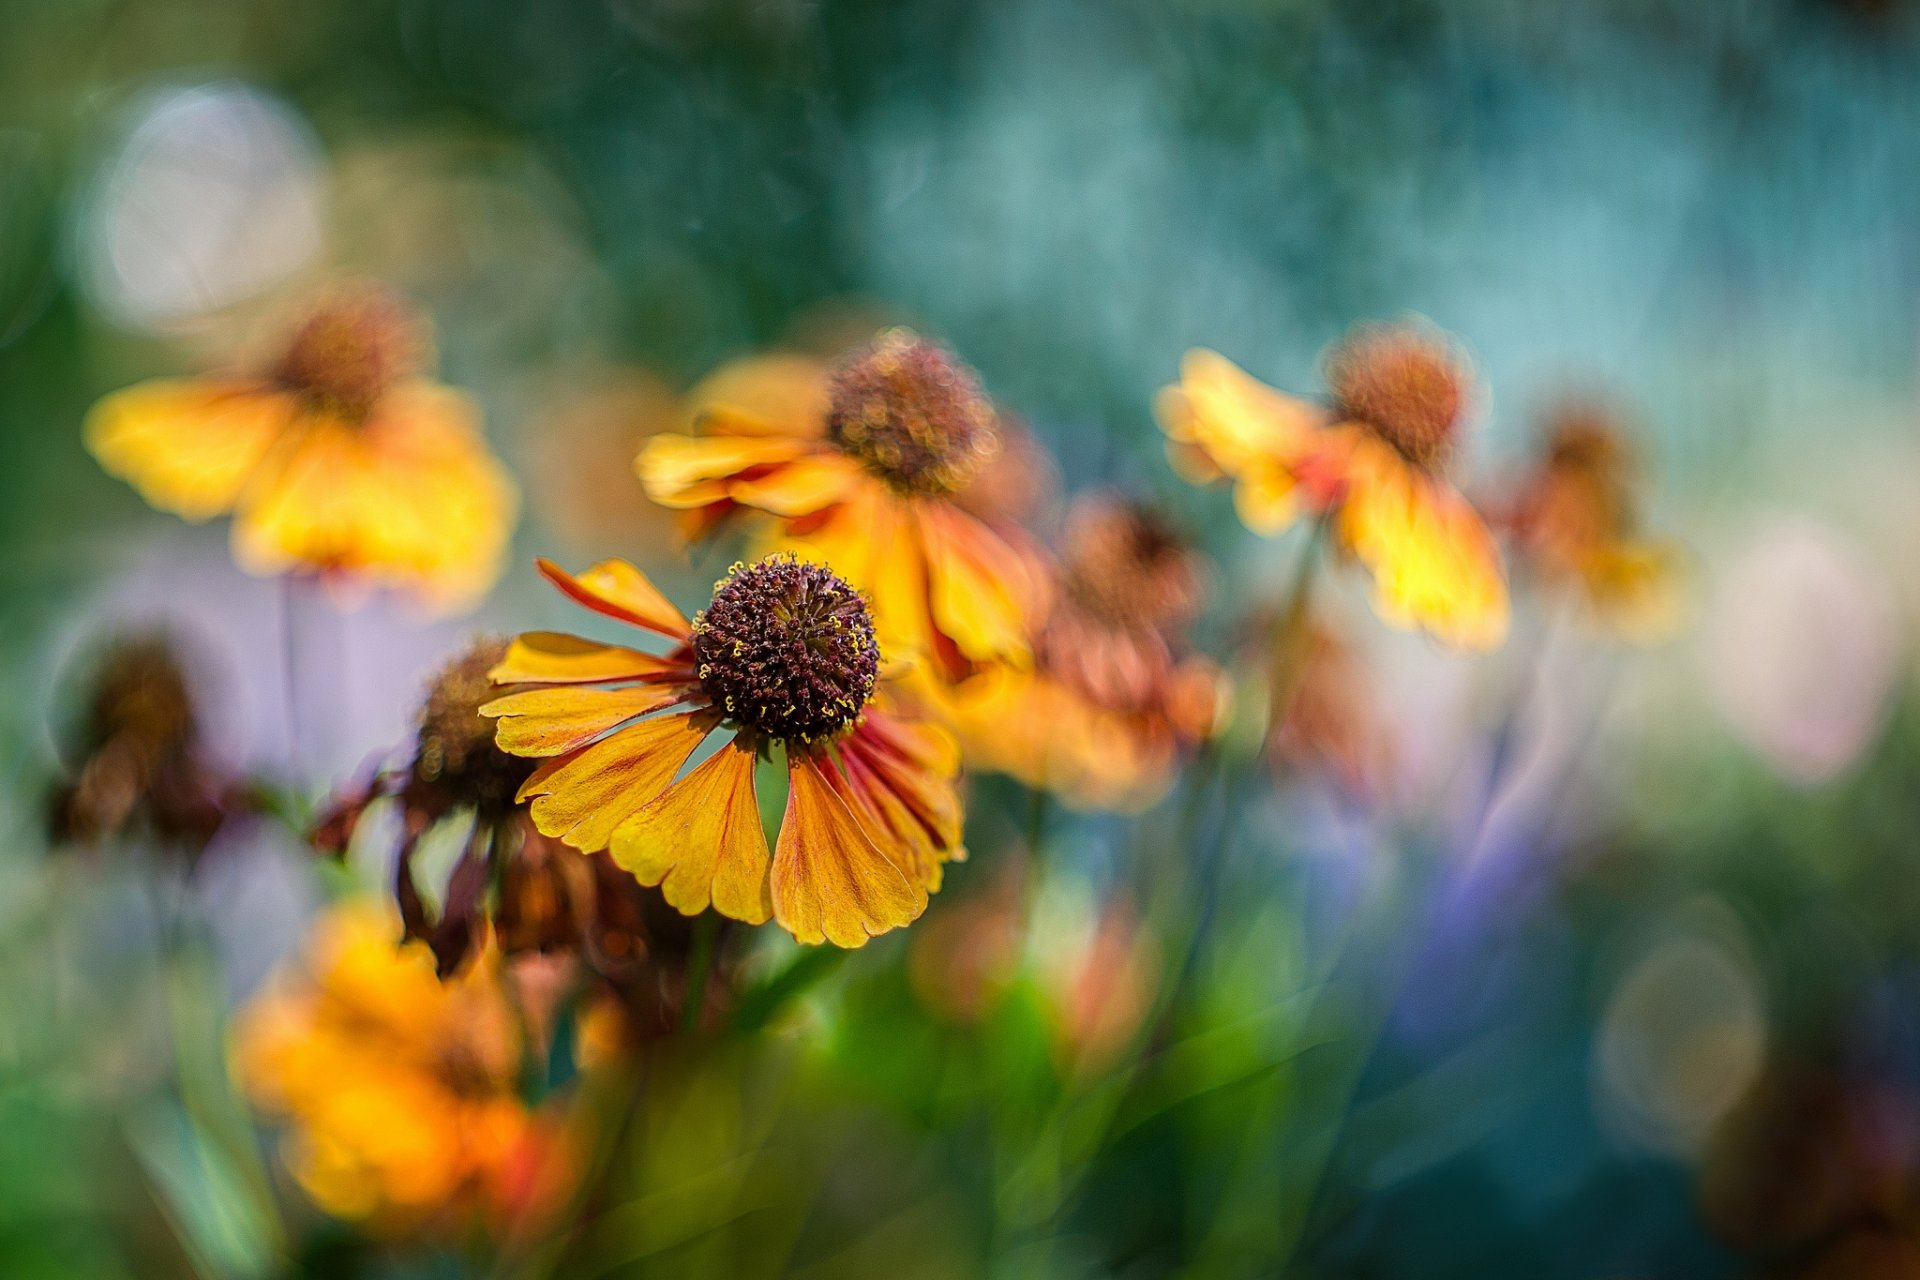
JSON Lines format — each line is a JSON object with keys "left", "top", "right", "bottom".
{"left": 413, "top": 637, "right": 533, "bottom": 816}
{"left": 692, "top": 556, "right": 880, "bottom": 743}
{"left": 275, "top": 285, "right": 426, "bottom": 421}
{"left": 1326, "top": 322, "right": 1471, "bottom": 470}
{"left": 1058, "top": 495, "right": 1205, "bottom": 634}
{"left": 825, "top": 329, "right": 999, "bottom": 496}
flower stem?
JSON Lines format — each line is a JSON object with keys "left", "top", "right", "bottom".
{"left": 680, "top": 911, "right": 719, "bottom": 1033}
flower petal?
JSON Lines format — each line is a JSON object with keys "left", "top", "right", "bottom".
{"left": 771, "top": 753, "right": 924, "bottom": 948}
{"left": 536, "top": 558, "right": 690, "bottom": 640}
{"left": 682, "top": 353, "right": 830, "bottom": 439}
{"left": 489, "top": 632, "right": 684, "bottom": 686}
{"left": 85, "top": 378, "right": 292, "bottom": 521}
{"left": 482, "top": 684, "right": 686, "bottom": 757}
{"left": 1161, "top": 350, "right": 1323, "bottom": 476}
{"left": 725, "top": 452, "right": 864, "bottom": 517}
{"left": 517, "top": 712, "right": 712, "bottom": 853}
{"left": 609, "top": 735, "right": 773, "bottom": 925}
{"left": 636, "top": 433, "right": 813, "bottom": 508}
{"left": 1334, "top": 436, "right": 1510, "bottom": 651}
{"left": 918, "top": 503, "right": 1040, "bottom": 668}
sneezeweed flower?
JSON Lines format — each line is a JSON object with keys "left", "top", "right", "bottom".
{"left": 85, "top": 284, "right": 518, "bottom": 613}
{"left": 232, "top": 900, "right": 574, "bottom": 1237}
{"left": 636, "top": 330, "right": 1048, "bottom": 683}
{"left": 1258, "top": 613, "right": 1390, "bottom": 799}
{"left": 945, "top": 494, "right": 1226, "bottom": 810}
{"left": 1156, "top": 320, "right": 1509, "bottom": 650}
{"left": 482, "top": 554, "right": 965, "bottom": 948}
{"left": 47, "top": 632, "right": 245, "bottom": 854}
{"left": 1501, "top": 397, "right": 1682, "bottom": 639}
{"left": 315, "top": 639, "right": 730, "bottom": 1029}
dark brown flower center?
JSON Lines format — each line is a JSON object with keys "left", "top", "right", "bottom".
{"left": 691, "top": 556, "right": 879, "bottom": 743}
{"left": 1059, "top": 496, "right": 1204, "bottom": 633}
{"left": 414, "top": 637, "right": 533, "bottom": 815}
{"left": 1326, "top": 324, "right": 1469, "bottom": 471}
{"left": 274, "top": 287, "right": 423, "bottom": 421}
{"left": 825, "top": 329, "right": 999, "bottom": 496}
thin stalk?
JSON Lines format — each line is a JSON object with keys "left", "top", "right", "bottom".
{"left": 680, "top": 911, "right": 719, "bottom": 1033}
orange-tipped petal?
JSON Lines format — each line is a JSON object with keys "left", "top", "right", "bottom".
{"left": 772, "top": 753, "right": 924, "bottom": 948}
{"left": 482, "top": 684, "right": 686, "bottom": 757}
{"left": 636, "top": 433, "right": 812, "bottom": 508}
{"left": 86, "top": 379, "right": 292, "bottom": 521}
{"left": 609, "top": 735, "right": 773, "bottom": 924}
{"left": 489, "top": 632, "right": 684, "bottom": 685}
{"left": 536, "top": 557, "right": 690, "bottom": 640}
{"left": 517, "top": 712, "right": 712, "bottom": 853}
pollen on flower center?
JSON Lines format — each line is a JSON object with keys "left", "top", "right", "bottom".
{"left": 825, "top": 329, "right": 1000, "bottom": 496}
{"left": 274, "top": 287, "right": 424, "bottom": 420}
{"left": 1326, "top": 323, "right": 1469, "bottom": 470}
{"left": 414, "top": 637, "right": 533, "bottom": 815}
{"left": 691, "top": 556, "right": 880, "bottom": 743}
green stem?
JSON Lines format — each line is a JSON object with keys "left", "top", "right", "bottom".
{"left": 680, "top": 912, "right": 719, "bottom": 1033}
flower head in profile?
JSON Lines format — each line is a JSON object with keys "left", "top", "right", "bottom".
{"left": 636, "top": 330, "right": 1047, "bottom": 683}
{"left": 232, "top": 900, "right": 573, "bottom": 1236}
{"left": 482, "top": 554, "right": 965, "bottom": 948}
{"left": 314, "top": 638, "right": 734, "bottom": 1031}
{"left": 1500, "top": 396, "right": 1682, "bottom": 639}
{"left": 1156, "top": 320, "right": 1509, "bottom": 650}
{"left": 47, "top": 631, "right": 246, "bottom": 854}
{"left": 86, "top": 284, "right": 518, "bottom": 613}
{"left": 946, "top": 494, "right": 1225, "bottom": 810}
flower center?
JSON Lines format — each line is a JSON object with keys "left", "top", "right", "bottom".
{"left": 414, "top": 637, "right": 533, "bottom": 815}
{"left": 825, "top": 329, "right": 999, "bottom": 496}
{"left": 692, "top": 556, "right": 880, "bottom": 743}
{"left": 1059, "top": 496, "right": 1204, "bottom": 633}
{"left": 274, "top": 287, "right": 423, "bottom": 421}
{"left": 1326, "top": 324, "right": 1468, "bottom": 471}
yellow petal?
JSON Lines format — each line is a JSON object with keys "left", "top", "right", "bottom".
{"left": 609, "top": 735, "right": 773, "bottom": 924}
{"left": 918, "top": 502, "right": 1037, "bottom": 668}
{"left": 1334, "top": 438, "right": 1510, "bottom": 651}
{"left": 536, "top": 557, "right": 690, "bottom": 639}
{"left": 1163, "top": 350, "right": 1322, "bottom": 477}
{"left": 725, "top": 452, "right": 863, "bottom": 516}
{"left": 681, "top": 353, "right": 830, "bottom": 438}
{"left": 636, "top": 433, "right": 812, "bottom": 507}
{"left": 518, "top": 712, "right": 712, "bottom": 853}
{"left": 85, "top": 378, "right": 291, "bottom": 521}
{"left": 482, "top": 683, "right": 686, "bottom": 757}
{"left": 489, "top": 632, "right": 681, "bottom": 685}
{"left": 771, "top": 754, "right": 924, "bottom": 948}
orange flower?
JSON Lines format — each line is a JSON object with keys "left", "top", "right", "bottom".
{"left": 1156, "top": 320, "right": 1509, "bottom": 650}
{"left": 232, "top": 900, "right": 570, "bottom": 1236}
{"left": 636, "top": 330, "right": 1047, "bottom": 682}
{"left": 482, "top": 554, "right": 965, "bottom": 948}
{"left": 944, "top": 494, "right": 1225, "bottom": 810}
{"left": 86, "top": 285, "right": 517, "bottom": 613}
{"left": 1502, "top": 397, "right": 1682, "bottom": 639}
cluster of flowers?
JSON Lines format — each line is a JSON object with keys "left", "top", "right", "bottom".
{"left": 65, "top": 282, "right": 1677, "bottom": 1234}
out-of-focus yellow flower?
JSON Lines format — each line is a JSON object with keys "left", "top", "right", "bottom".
{"left": 232, "top": 900, "right": 570, "bottom": 1236}
{"left": 482, "top": 554, "right": 965, "bottom": 949}
{"left": 86, "top": 285, "right": 518, "bottom": 613}
{"left": 636, "top": 330, "right": 1048, "bottom": 684}
{"left": 1502, "top": 397, "right": 1682, "bottom": 639}
{"left": 943, "top": 494, "right": 1226, "bottom": 811}
{"left": 1156, "top": 321, "right": 1508, "bottom": 650}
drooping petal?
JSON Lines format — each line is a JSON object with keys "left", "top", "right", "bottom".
{"left": 681, "top": 353, "right": 831, "bottom": 439}
{"left": 917, "top": 502, "right": 1041, "bottom": 668}
{"left": 1333, "top": 435, "right": 1510, "bottom": 652}
{"left": 536, "top": 557, "right": 690, "bottom": 640}
{"left": 636, "top": 433, "right": 813, "bottom": 508}
{"left": 489, "top": 632, "right": 687, "bottom": 686}
{"left": 609, "top": 734, "right": 773, "bottom": 924}
{"left": 1159, "top": 350, "right": 1323, "bottom": 477}
{"left": 723, "top": 451, "right": 864, "bottom": 516}
{"left": 517, "top": 712, "right": 712, "bottom": 853}
{"left": 837, "top": 723, "right": 964, "bottom": 894}
{"left": 85, "top": 378, "right": 293, "bottom": 521}
{"left": 482, "top": 683, "right": 687, "bottom": 757}
{"left": 771, "top": 753, "right": 924, "bottom": 948}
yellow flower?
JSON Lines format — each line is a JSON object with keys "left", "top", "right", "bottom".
{"left": 86, "top": 285, "right": 518, "bottom": 613}
{"left": 943, "top": 494, "right": 1225, "bottom": 811}
{"left": 636, "top": 330, "right": 1047, "bottom": 683}
{"left": 1156, "top": 321, "right": 1509, "bottom": 650}
{"left": 1503, "top": 397, "right": 1682, "bottom": 639}
{"left": 232, "top": 900, "right": 567, "bottom": 1235}
{"left": 482, "top": 554, "right": 965, "bottom": 948}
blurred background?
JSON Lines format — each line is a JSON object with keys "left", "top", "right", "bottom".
{"left": 5, "top": 0, "right": 1920, "bottom": 1276}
